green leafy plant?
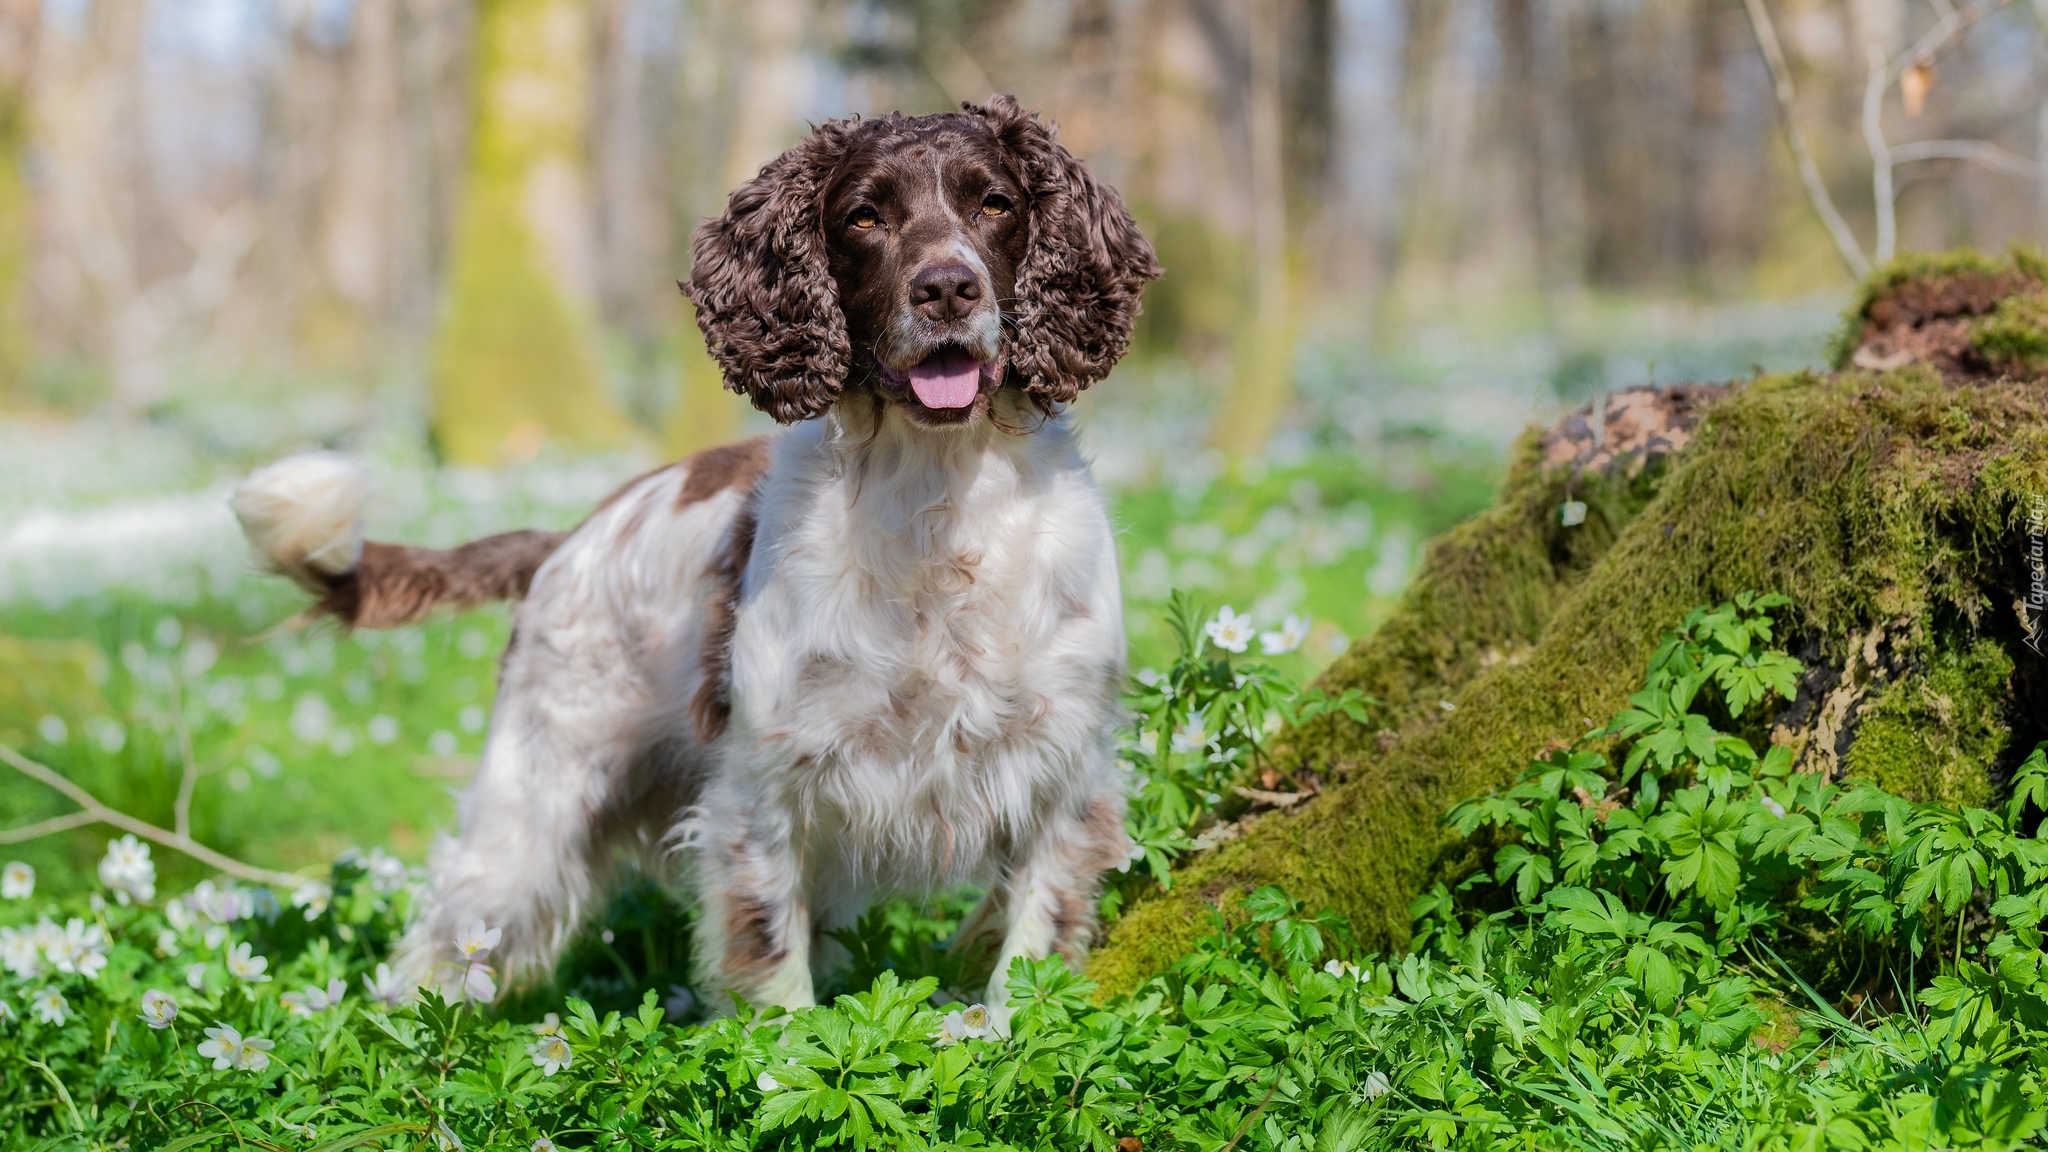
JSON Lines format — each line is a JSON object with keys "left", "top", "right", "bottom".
{"left": 3, "top": 598, "right": 2045, "bottom": 1150}
{"left": 1117, "top": 592, "right": 1374, "bottom": 896}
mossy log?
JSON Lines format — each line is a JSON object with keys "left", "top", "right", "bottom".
{"left": 1091, "top": 250, "right": 2048, "bottom": 993}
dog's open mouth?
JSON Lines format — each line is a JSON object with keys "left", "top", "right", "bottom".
{"left": 878, "top": 346, "right": 1001, "bottom": 413}
{"left": 907, "top": 347, "right": 984, "bottom": 409}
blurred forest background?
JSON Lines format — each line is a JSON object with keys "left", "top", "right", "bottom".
{"left": 0, "top": 0, "right": 2040, "bottom": 457}
{"left": 0, "top": 0, "right": 2043, "bottom": 886}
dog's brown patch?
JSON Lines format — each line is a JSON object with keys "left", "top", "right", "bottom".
{"left": 321, "top": 529, "right": 568, "bottom": 629}
{"left": 689, "top": 496, "right": 760, "bottom": 743}
{"left": 722, "top": 893, "right": 787, "bottom": 978}
{"left": 313, "top": 438, "right": 770, "bottom": 632}
{"left": 679, "top": 437, "right": 772, "bottom": 508}
{"left": 1048, "top": 882, "right": 1099, "bottom": 966}
{"left": 1045, "top": 795, "right": 1132, "bottom": 964}
{"left": 587, "top": 461, "right": 681, "bottom": 519}
{"left": 1079, "top": 794, "right": 1131, "bottom": 871}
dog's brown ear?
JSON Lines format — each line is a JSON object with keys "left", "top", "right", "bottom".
{"left": 685, "top": 124, "right": 855, "bottom": 424}
{"left": 972, "top": 95, "right": 1161, "bottom": 405}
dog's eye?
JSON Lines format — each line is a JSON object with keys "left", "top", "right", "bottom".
{"left": 849, "top": 206, "right": 881, "bottom": 230}
{"left": 979, "top": 194, "right": 1012, "bottom": 217}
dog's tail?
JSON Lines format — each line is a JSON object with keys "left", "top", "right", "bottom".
{"left": 231, "top": 453, "right": 566, "bottom": 629}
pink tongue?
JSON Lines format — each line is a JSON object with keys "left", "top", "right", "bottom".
{"left": 907, "top": 349, "right": 982, "bottom": 408}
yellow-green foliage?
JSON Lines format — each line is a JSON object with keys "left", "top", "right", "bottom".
{"left": 430, "top": 0, "right": 629, "bottom": 464}
{"left": 1840, "top": 640, "right": 2013, "bottom": 808}
{"left": 1091, "top": 363, "right": 2048, "bottom": 995}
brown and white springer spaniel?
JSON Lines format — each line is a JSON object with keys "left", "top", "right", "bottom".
{"left": 232, "top": 96, "right": 1160, "bottom": 1013}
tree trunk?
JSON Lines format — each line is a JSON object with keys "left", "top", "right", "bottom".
{"left": 1369, "top": 0, "right": 1457, "bottom": 350}
{"left": 430, "top": 0, "right": 628, "bottom": 464}
{"left": 388, "top": 0, "right": 473, "bottom": 358}
{"left": 662, "top": 0, "right": 812, "bottom": 456}
{"left": 1494, "top": 0, "right": 1552, "bottom": 302}
{"left": 0, "top": 0, "right": 34, "bottom": 404}
{"left": 1209, "top": 0, "right": 1293, "bottom": 462}
{"left": 311, "top": 0, "right": 401, "bottom": 368}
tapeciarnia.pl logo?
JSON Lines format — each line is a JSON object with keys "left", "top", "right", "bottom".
{"left": 2026, "top": 494, "right": 2046, "bottom": 656}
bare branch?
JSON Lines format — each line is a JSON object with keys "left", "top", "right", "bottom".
{"left": 0, "top": 741, "right": 307, "bottom": 888}
{"left": 0, "top": 810, "right": 101, "bottom": 844}
{"left": 1890, "top": 139, "right": 2040, "bottom": 177}
{"left": 1741, "top": 0, "right": 1871, "bottom": 278}
{"left": 1892, "top": 0, "right": 2015, "bottom": 79}
{"left": 1865, "top": 45, "right": 1897, "bottom": 264}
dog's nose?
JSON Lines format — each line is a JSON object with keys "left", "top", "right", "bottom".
{"left": 909, "top": 263, "right": 982, "bottom": 321}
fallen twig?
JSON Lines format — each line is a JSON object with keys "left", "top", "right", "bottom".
{"left": 0, "top": 740, "right": 306, "bottom": 888}
{"left": 1231, "top": 785, "right": 1313, "bottom": 810}
{"left": 0, "top": 810, "right": 101, "bottom": 844}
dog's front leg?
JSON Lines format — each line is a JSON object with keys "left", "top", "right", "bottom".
{"left": 690, "top": 809, "right": 816, "bottom": 1013}
{"left": 981, "top": 792, "right": 1132, "bottom": 1010}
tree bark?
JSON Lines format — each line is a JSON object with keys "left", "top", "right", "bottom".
{"left": 1494, "top": 0, "right": 1552, "bottom": 301}
{"left": 430, "top": 0, "right": 629, "bottom": 464}
{"left": 0, "top": 0, "right": 35, "bottom": 403}
{"left": 312, "top": 0, "right": 401, "bottom": 365}
{"left": 1369, "top": 0, "right": 1457, "bottom": 350}
{"left": 1210, "top": 0, "right": 1294, "bottom": 462}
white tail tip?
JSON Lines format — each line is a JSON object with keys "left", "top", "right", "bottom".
{"left": 230, "top": 452, "right": 372, "bottom": 592}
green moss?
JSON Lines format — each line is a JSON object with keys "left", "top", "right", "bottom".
{"left": 0, "top": 78, "right": 34, "bottom": 403}
{"left": 1839, "top": 640, "right": 2013, "bottom": 807}
{"left": 1091, "top": 359, "right": 2048, "bottom": 996}
{"left": 1296, "top": 430, "right": 1671, "bottom": 737}
{"left": 1974, "top": 291, "right": 2048, "bottom": 377}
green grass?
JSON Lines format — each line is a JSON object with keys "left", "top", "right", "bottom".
{"left": 0, "top": 591, "right": 515, "bottom": 895}
{"left": 2, "top": 596, "right": 2043, "bottom": 1150}
{"left": 1114, "top": 446, "right": 1503, "bottom": 672}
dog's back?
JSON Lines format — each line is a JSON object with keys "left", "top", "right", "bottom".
{"left": 230, "top": 440, "right": 769, "bottom": 633}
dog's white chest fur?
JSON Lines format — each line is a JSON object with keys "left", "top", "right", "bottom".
{"left": 714, "top": 406, "right": 1124, "bottom": 894}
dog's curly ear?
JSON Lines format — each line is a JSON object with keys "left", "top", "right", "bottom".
{"left": 972, "top": 95, "right": 1161, "bottom": 405}
{"left": 684, "top": 124, "right": 855, "bottom": 424}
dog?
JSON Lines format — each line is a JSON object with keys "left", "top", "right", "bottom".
{"left": 230, "top": 96, "right": 1160, "bottom": 1012}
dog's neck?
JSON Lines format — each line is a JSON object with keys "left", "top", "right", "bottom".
{"left": 825, "top": 387, "right": 1069, "bottom": 485}
{"left": 818, "top": 388, "right": 1079, "bottom": 566}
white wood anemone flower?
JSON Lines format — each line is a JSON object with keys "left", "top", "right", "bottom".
{"left": 1204, "top": 605, "right": 1257, "bottom": 653}
{"left": 1, "top": 861, "right": 32, "bottom": 899}
{"left": 139, "top": 989, "right": 179, "bottom": 1029}
{"left": 197, "top": 1024, "right": 274, "bottom": 1072}
{"left": 528, "top": 1033, "right": 574, "bottom": 1076}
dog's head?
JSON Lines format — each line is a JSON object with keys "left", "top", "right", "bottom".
{"left": 686, "top": 96, "right": 1160, "bottom": 427}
